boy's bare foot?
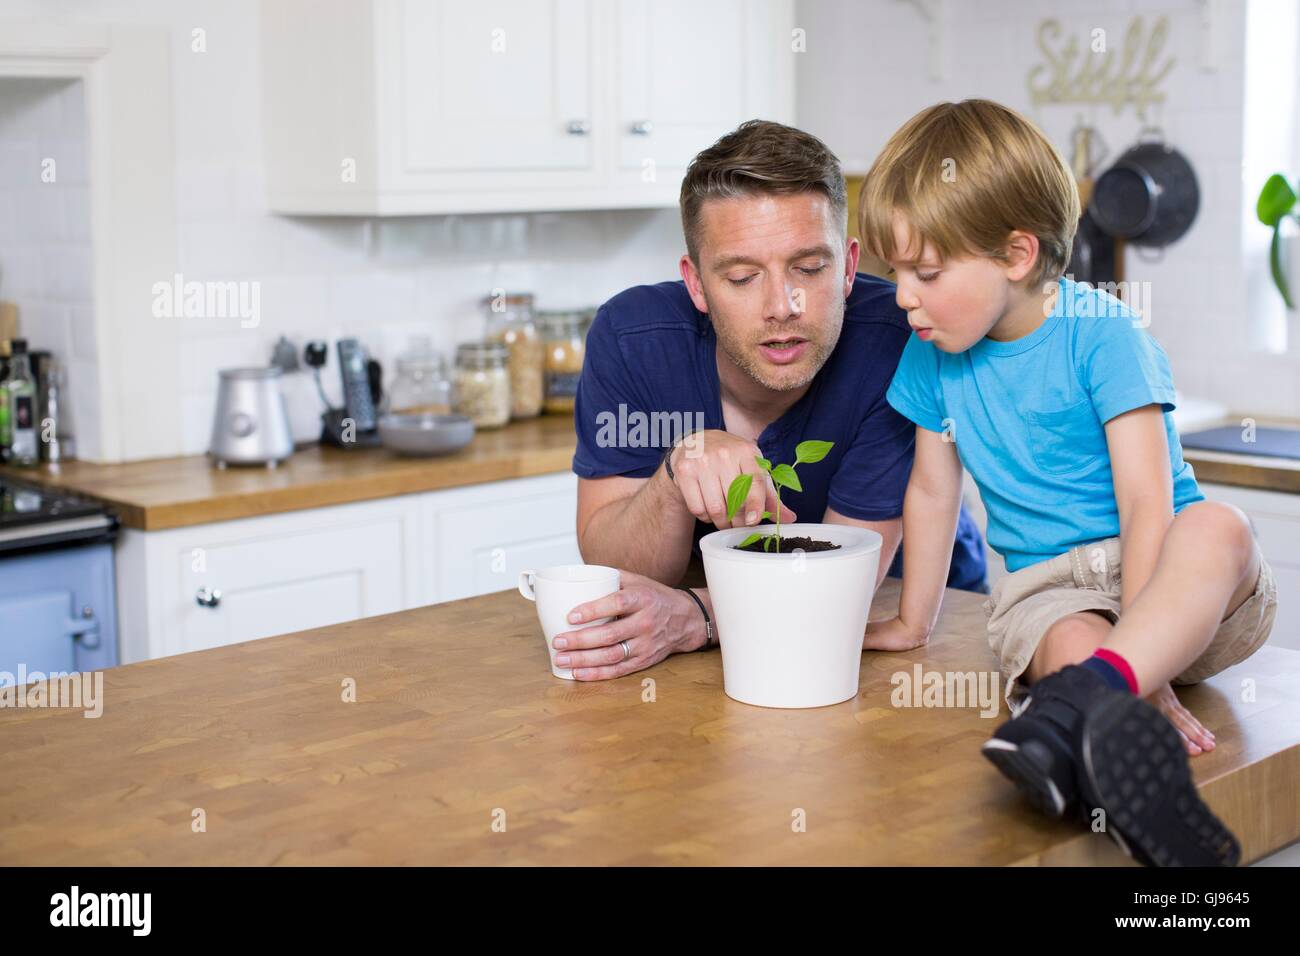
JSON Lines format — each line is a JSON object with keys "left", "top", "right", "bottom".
{"left": 1146, "top": 682, "right": 1216, "bottom": 756}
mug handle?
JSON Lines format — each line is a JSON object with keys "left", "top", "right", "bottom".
{"left": 518, "top": 569, "right": 537, "bottom": 601}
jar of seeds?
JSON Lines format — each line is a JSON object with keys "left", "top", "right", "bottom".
{"left": 484, "top": 292, "right": 543, "bottom": 420}
{"left": 454, "top": 342, "right": 510, "bottom": 429}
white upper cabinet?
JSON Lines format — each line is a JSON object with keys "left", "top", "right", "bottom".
{"left": 261, "top": 0, "right": 794, "bottom": 215}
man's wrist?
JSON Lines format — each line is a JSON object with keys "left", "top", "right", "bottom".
{"left": 676, "top": 586, "right": 713, "bottom": 651}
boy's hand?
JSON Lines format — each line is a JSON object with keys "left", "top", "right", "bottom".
{"left": 1147, "top": 682, "right": 1216, "bottom": 756}
{"left": 863, "top": 616, "right": 929, "bottom": 651}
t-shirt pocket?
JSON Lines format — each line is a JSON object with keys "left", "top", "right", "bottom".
{"left": 1025, "top": 399, "right": 1107, "bottom": 476}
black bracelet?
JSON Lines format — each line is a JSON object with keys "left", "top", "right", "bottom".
{"left": 661, "top": 439, "right": 678, "bottom": 483}
{"left": 677, "top": 586, "right": 714, "bottom": 651}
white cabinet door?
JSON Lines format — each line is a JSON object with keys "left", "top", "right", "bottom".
{"left": 118, "top": 496, "right": 422, "bottom": 662}
{"left": 614, "top": 0, "right": 747, "bottom": 174}
{"left": 396, "top": 0, "right": 597, "bottom": 175}
{"left": 1200, "top": 483, "right": 1300, "bottom": 652}
{"left": 426, "top": 473, "right": 581, "bottom": 603}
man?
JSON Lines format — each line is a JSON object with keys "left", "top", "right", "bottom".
{"left": 555, "top": 119, "right": 986, "bottom": 681}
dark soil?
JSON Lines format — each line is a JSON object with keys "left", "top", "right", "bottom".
{"left": 734, "top": 535, "right": 841, "bottom": 554}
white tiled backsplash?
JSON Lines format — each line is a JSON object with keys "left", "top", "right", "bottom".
{"left": 0, "top": 76, "right": 102, "bottom": 460}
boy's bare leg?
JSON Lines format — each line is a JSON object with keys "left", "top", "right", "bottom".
{"left": 1099, "top": 501, "right": 1259, "bottom": 693}
{"left": 1026, "top": 611, "right": 1217, "bottom": 755}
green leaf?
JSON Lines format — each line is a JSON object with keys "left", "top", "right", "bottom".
{"left": 755, "top": 456, "right": 772, "bottom": 473}
{"left": 1269, "top": 226, "right": 1295, "bottom": 309}
{"left": 762, "top": 534, "right": 774, "bottom": 551}
{"left": 1257, "top": 174, "right": 1297, "bottom": 227}
{"left": 795, "top": 440, "right": 834, "bottom": 464}
{"left": 738, "top": 532, "right": 764, "bottom": 549}
{"left": 771, "top": 463, "right": 802, "bottom": 492}
{"left": 761, "top": 511, "right": 774, "bottom": 520}
{"left": 726, "top": 473, "right": 753, "bottom": 521}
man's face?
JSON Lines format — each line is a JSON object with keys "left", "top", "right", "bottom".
{"left": 682, "top": 192, "right": 858, "bottom": 392}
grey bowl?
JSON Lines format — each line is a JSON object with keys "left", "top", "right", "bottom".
{"left": 377, "top": 413, "right": 476, "bottom": 456}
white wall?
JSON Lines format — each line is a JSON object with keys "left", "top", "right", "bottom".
{"left": 795, "top": 0, "right": 1300, "bottom": 419}
{"left": 0, "top": 77, "right": 99, "bottom": 459}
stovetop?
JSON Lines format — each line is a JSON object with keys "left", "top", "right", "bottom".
{"left": 0, "top": 477, "right": 118, "bottom": 555}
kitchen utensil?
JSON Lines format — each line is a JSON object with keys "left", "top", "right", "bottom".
{"left": 209, "top": 367, "right": 295, "bottom": 468}
{"left": 376, "top": 412, "right": 475, "bottom": 456}
{"left": 1090, "top": 129, "right": 1200, "bottom": 248}
{"left": 518, "top": 564, "right": 620, "bottom": 680}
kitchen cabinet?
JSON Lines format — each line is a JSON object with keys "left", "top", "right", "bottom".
{"left": 114, "top": 473, "right": 579, "bottom": 664}
{"left": 261, "top": 0, "right": 794, "bottom": 215}
{"left": 1200, "top": 483, "right": 1300, "bottom": 652}
{"left": 426, "top": 474, "right": 584, "bottom": 602}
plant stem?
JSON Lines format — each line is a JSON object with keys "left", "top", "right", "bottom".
{"left": 775, "top": 487, "right": 781, "bottom": 553}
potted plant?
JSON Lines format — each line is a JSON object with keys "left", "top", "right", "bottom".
{"left": 699, "top": 440, "right": 883, "bottom": 709}
{"left": 1256, "top": 173, "right": 1299, "bottom": 309}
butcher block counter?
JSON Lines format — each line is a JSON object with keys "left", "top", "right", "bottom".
{"left": 1, "top": 580, "right": 1296, "bottom": 866}
{"left": 0, "top": 415, "right": 578, "bottom": 531}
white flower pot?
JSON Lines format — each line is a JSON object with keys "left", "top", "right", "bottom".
{"left": 700, "top": 523, "right": 883, "bottom": 709}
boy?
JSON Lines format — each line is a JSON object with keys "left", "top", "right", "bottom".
{"left": 857, "top": 99, "right": 1278, "bottom": 867}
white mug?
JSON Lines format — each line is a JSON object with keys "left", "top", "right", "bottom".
{"left": 518, "top": 564, "right": 621, "bottom": 679}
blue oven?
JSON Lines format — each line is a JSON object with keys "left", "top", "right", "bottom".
{"left": 0, "top": 478, "right": 119, "bottom": 677}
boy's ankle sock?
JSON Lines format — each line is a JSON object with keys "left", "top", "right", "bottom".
{"left": 1082, "top": 649, "right": 1139, "bottom": 695}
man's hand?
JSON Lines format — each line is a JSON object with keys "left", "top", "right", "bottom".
{"left": 552, "top": 571, "right": 706, "bottom": 680}
{"left": 668, "top": 429, "right": 797, "bottom": 530}
{"left": 862, "top": 615, "right": 929, "bottom": 651}
{"left": 1147, "top": 681, "right": 1216, "bottom": 756}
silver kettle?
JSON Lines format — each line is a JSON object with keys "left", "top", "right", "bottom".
{"left": 209, "top": 367, "right": 295, "bottom": 468}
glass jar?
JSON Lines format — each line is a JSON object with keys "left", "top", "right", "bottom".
{"left": 484, "top": 292, "right": 543, "bottom": 420}
{"left": 388, "top": 336, "right": 453, "bottom": 416}
{"left": 454, "top": 342, "right": 511, "bottom": 429}
{"left": 538, "top": 310, "right": 587, "bottom": 416}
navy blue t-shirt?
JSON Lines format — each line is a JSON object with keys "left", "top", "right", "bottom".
{"left": 571, "top": 274, "right": 987, "bottom": 591}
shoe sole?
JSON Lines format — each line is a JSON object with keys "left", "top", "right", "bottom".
{"left": 981, "top": 738, "right": 1069, "bottom": 819}
{"left": 1079, "top": 694, "right": 1241, "bottom": 867}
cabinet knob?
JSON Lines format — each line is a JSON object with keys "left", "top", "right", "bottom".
{"left": 566, "top": 119, "right": 590, "bottom": 136}
{"left": 629, "top": 120, "right": 653, "bottom": 136}
{"left": 196, "top": 586, "right": 222, "bottom": 608}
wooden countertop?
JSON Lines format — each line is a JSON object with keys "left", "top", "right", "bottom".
{"left": 2, "top": 579, "right": 1295, "bottom": 865}
{"left": 0, "top": 415, "right": 578, "bottom": 531}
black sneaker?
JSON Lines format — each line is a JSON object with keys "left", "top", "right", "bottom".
{"left": 1078, "top": 692, "right": 1241, "bottom": 867}
{"left": 981, "top": 664, "right": 1112, "bottom": 819}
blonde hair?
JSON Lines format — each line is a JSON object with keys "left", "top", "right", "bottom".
{"left": 857, "top": 99, "right": 1079, "bottom": 288}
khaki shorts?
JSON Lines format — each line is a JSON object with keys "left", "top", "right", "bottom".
{"left": 983, "top": 535, "right": 1278, "bottom": 711}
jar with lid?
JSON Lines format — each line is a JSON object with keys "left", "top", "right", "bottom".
{"left": 388, "top": 336, "right": 453, "bottom": 416}
{"left": 484, "top": 292, "right": 543, "bottom": 420}
{"left": 538, "top": 310, "right": 588, "bottom": 416}
{"left": 454, "top": 342, "right": 511, "bottom": 429}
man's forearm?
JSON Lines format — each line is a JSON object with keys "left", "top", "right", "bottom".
{"left": 579, "top": 462, "right": 700, "bottom": 584}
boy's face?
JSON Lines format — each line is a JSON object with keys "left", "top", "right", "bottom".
{"left": 884, "top": 213, "right": 1013, "bottom": 353}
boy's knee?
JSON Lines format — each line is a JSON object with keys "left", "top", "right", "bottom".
{"left": 1179, "top": 501, "right": 1254, "bottom": 566}
{"left": 1037, "top": 612, "right": 1111, "bottom": 669}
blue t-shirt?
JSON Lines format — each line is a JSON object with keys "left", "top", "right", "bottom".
{"left": 572, "top": 274, "right": 988, "bottom": 591}
{"left": 886, "top": 276, "right": 1204, "bottom": 572}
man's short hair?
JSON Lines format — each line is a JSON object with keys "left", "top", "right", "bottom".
{"left": 679, "top": 119, "right": 848, "bottom": 263}
{"left": 857, "top": 99, "right": 1080, "bottom": 288}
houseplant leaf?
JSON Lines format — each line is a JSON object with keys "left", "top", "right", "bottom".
{"left": 755, "top": 456, "right": 772, "bottom": 473}
{"left": 726, "top": 473, "right": 753, "bottom": 521}
{"left": 1257, "top": 174, "right": 1297, "bottom": 227}
{"left": 1269, "top": 226, "right": 1295, "bottom": 309}
{"left": 738, "top": 532, "right": 764, "bottom": 549}
{"left": 771, "top": 463, "right": 802, "bottom": 492}
{"left": 795, "top": 440, "right": 834, "bottom": 464}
